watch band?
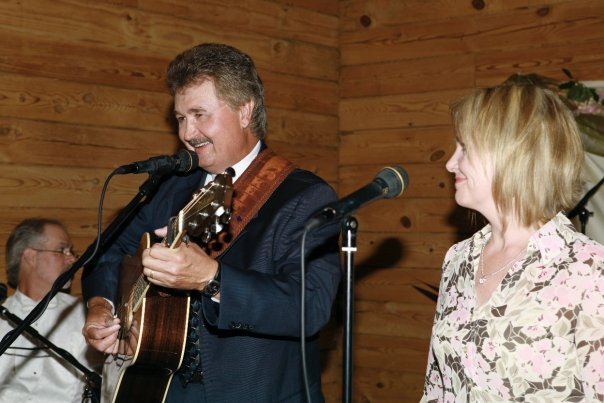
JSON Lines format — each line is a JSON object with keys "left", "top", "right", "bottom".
{"left": 203, "top": 262, "right": 221, "bottom": 297}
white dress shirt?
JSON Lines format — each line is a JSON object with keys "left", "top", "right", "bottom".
{"left": 0, "top": 290, "right": 101, "bottom": 403}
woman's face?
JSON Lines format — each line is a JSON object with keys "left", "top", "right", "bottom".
{"left": 446, "top": 141, "right": 495, "bottom": 214}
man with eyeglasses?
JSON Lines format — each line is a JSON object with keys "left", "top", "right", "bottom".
{"left": 0, "top": 218, "right": 102, "bottom": 403}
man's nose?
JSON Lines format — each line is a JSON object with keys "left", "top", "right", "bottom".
{"left": 182, "top": 119, "right": 197, "bottom": 141}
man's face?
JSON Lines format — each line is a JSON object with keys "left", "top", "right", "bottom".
{"left": 174, "top": 79, "right": 257, "bottom": 174}
{"left": 32, "top": 224, "right": 77, "bottom": 289}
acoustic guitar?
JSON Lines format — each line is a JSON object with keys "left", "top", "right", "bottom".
{"left": 104, "top": 171, "right": 233, "bottom": 403}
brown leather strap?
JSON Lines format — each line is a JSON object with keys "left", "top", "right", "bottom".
{"left": 208, "top": 148, "right": 295, "bottom": 258}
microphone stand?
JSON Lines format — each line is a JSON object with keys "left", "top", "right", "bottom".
{"left": 567, "top": 175, "right": 604, "bottom": 234}
{"left": 0, "top": 305, "right": 102, "bottom": 403}
{"left": 0, "top": 172, "right": 166, "bottom": 355}
{"left": 341, "top": 216, "right": 358, "bottom": 403}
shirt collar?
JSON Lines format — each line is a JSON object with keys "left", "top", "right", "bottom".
{"left": 13, "top": 288, "right": 58, "bottom": 310}
{"left": 204, "top": 141, "right": 261, "bottom": 185}
{"left": 472, "top": 212, "right": 571, "bottom": 264}
{"left": 229, "top": 140, "right": 261, "bottom": 183}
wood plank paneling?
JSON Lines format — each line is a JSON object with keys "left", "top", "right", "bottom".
{"left": 340, "top": 1, "right": 604, "bottom": 66}
{"left": 340, "top": 0, "right": 577, "bottom": 31}
{"left": 139, "top": 0, "right": 339, "bottom": 47}
{"left": 275, "top": 0, "right": 339, "bottom": 16}
{"left": 0, "top": 118, "right": 181, "bottom": 169}
{"left": 0, "top": 30, "right": 170, "bottom": 92}
{"left": 351, "top": 367, "right": 425, "bottom": 403}
{"left": 1, "top": 0, "right": 339, "bottom": 81}
{"left": 341, "top": 53, "right": 475, "bottom": 98}
{"left": 355, "top": 268, "right": 442, "bottom": 303}
{"left": 353, "top": 233, "right": 458, "bottom": 269}
{"left": 0, "top": 165, "right": 149, "bottom": 210}
{"left": 340, "top": 89, "right": 465, "bottom": 131}
{"left": 475, "top": 38, "right": 604, "bottom": 87}
{"left": 267, "top": 109, "right": 338, "bottom": 146}
{"left": 354, "top": 300, "right": 435, "bottom": 339}
{"left": 340, "top": 126, "right": 455, "bottom": 165}
{"left": 262, "top": 70, "right": 339, "bottom": 115}
{"left": 0, "top": 73, "right": 173, "bottom": 131}
{"left": 268, "top": 141, "right": 338, "bottom": 182}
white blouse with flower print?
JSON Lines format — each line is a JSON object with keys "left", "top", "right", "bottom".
{"left": 421, "top": 213, "right": 604, "bottom": 402}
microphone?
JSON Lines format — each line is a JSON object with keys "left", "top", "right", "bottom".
{"left": 114, "top": 149, "right": 199, "bottom": 175}
{"left": 305, "top": 166, "right": 409, "bottom": 231}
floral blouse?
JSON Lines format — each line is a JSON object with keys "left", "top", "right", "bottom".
{"left": 421, "top": 213, "right": 604, "bottom": 402}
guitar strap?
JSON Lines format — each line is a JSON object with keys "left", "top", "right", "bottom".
{"left": 180, "top": 149, "right": 296, "bottom": 386}
{"left": 207, "top": 148, "right": 296, "bottom": 258}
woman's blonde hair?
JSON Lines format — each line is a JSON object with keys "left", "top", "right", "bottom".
{"left": 451, "top": 74, "right": 584, "bottom": 228}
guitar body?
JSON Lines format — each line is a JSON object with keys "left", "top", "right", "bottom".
{"left": 104, "top": 235, "right": 189, "bottom": 403}
{"left": 102, "top": 171, "right": 233, "bottom": 403}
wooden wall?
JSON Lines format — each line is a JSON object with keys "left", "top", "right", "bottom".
{"left": 338, "top": 0, "right": 604, "bottom": 402}
{"left": 2, "top": 0, "right": 604, "bottom": 402}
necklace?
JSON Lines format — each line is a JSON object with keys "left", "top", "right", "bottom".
{"left": 478, "top": 240, "right": 525, "bottom": 285}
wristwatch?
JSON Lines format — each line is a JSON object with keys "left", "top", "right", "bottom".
{"left": 203, "top": 263, "right": 221, "bottom": 297}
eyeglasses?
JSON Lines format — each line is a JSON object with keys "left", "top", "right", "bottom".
{"left": 30, "top": 247, "right": 79, "bottom": 259}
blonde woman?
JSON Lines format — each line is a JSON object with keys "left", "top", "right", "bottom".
{"left": 421, "top": 75, "right": 604, "bottom": 402}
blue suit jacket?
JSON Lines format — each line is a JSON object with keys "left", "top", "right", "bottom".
{"left": 82, "top": 159, "right": 341, "bottom": 402}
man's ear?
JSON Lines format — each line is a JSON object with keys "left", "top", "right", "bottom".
{"left": 21, "top": 248, "right": 37, "bottom": 267}
{"left": 239, "top": 100, "right": 254, "bottom": 128}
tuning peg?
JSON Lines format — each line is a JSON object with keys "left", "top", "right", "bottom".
{"left": 211, "top": 216, "right": 224, "bottom": 234}
{"left": 200, "top": 230, "right": 211, "bottom": 244}
{"left": 221, "top": 211, "right": 232, "bottom": 225}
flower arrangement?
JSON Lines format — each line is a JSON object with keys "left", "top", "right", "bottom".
{"left": 558, "top": 69, "right": 604, "bottom": 117}
{"left": 552, "top": 70, "right": 604, "bottom": 157}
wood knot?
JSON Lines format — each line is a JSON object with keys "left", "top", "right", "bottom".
{"left": 82, "top": 93, "right": 95, "bottom": 104}
{"left": 400, "top": 216, "right": 411, "bottom": 228}
{"left": 430, "top": 150, "right": 445, "bottom": 161}
{"left": 471, "top": 0, "right": 485, "bottom": 10}
{"left": 52, "top": 99, "right": 67, "bottom": 113}
{"left": 272, "top": 40, "right": 285, "bottom": 54}
{"left": 360, "top": 15, "right": 371, "bottom": 27}
{"left": 536, "top": 7, "right": 550, "bottom": 17}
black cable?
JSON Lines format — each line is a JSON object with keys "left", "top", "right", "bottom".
{"left": 567, "top": 175, "right": 604, "bottom": 219}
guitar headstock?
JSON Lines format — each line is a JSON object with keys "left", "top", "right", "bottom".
{"left": 166, "top": 169, "right": 234, "bottom": 247}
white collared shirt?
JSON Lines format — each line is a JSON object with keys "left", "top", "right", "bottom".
{"left": 0, "top": 290, "right": 102, "bottom": 403}
{"left": 204, "top": 140, "right": 261, "bottom": 185}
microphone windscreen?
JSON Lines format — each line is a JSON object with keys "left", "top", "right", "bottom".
{"left": 176, "top": 149, "right": 199, "bottom": 173}
{"left": 376, "top": 166, "right": 408, "bottom": 199}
